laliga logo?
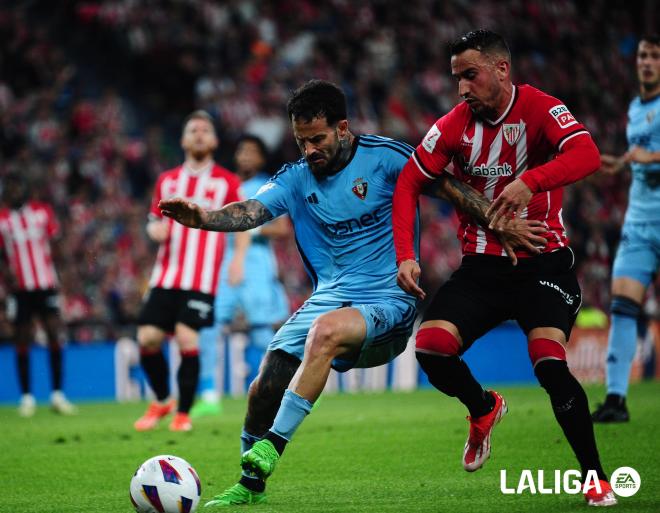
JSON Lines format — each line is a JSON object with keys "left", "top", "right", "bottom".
{"left": 500, "top": 469, "right": 600, "bottom": 495}
{"left": 500, "top": 467, "right": 640, "bottom": 497}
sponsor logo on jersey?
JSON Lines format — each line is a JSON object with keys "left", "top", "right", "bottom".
{"left": 322, "top": 206, "right": 387, "bottom": 236}
{"left": 503, "top": 122, "right": 523, "bottom": 146}
{"left": 306, "top": 192, "right": 319, "bottom": 204}
{"left": 465, "top": 162, "right": 514, "bottom": 177}
{"left": 461, "top": 133, "right": 473, "bottom": 146}
{"left": 352, "top": 178, "right": 368, "bottom": 200}
{"left": 549, "top": 105, "right": 577, "bottom": 129}
{"left": 422, "top": 124, "right": 441, "bottom": 153}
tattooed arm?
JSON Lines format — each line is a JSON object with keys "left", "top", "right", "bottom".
{"left": 423, "top": 173, "right": 491, "bottom": 228}
{"left": 158, "top": 198, "right": 273, "bottom": 232}
{"left": 423, "top": 173, "right": 547, "bottom": 263}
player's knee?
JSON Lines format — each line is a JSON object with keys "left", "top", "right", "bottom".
{"left": 306, "top": 317, "right": 341, "bottom": 358}
{"left": 415, "top": 327, "right": 460, "bottom": 357}
{"left": 610, "top": 295, "right": 641, "bottom": 319}
{"left": 529, "top": 338, "right": 575, "bottom": 397}
{"left": 137, "top": 326, "right": 163, "bottom": 350}
{"left": 528, "top": 337, "right": 567, "bottom": 370}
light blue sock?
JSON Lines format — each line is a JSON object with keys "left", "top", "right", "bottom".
{"left": 606, "top": 296, "right": 640, "bottom": 396}
{"left": 270, "top": 390, "right": 313, "bottom": 441}
{"left": 197, "top": 325, "right": 220, "bottom": 396}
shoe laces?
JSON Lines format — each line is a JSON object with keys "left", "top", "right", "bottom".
{"left": 466, "top": 415, "right": 488, "bottom": 445}
{"left": 217, "top": 484, "right": 247, "bottom": 499}
{"left": 146, "top": 402, "right": 166, "bottom": 417}
{"left": 254, "top": 440, "right": 279, "bottom": 461}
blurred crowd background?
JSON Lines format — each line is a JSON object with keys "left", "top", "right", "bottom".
{"left": 0, "top": 0, "right": 657, "bottom": 343}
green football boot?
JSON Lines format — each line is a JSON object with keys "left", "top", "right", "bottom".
{"left": 204, "top": 483, "right": 267, "bottom": 507}
{"left": 240, "top": 439, "right": 280, "bottom": 479}
{"left": 190, "top": 400, "right": 223, "bottom": 419}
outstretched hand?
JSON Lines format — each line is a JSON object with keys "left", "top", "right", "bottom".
{"left": 159, "top": 198, "right": 208, "bottom": 228}
{"left": 397, "top": 259, "right": 426, "bottom": 300}
{"left": 486, "top": 178, "right": 533, "bottom": 230}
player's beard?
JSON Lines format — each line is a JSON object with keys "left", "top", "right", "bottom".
{"left": 309, "top": 137, "right": 352, "bottom": 179}
{"left": 466, "top": 99, "right": 498, "bottom": 121}
{"left": 190, "top": 147, "right": 213, "bottom": 162}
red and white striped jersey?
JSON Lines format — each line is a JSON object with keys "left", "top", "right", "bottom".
{"left": 0, "top": 201, "right": 60, "bottom": 291}
{"left": 412, "top": 84, "right": 590, "bottom": 257}
{"left": 148, "top": 163, "right": 242, "bottom": 295}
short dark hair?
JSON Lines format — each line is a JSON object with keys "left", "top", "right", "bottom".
{"left": 450, "top": 29, "right": 511, "bottom": 61}
{"left": 640, "top": 34, "right": 660, "bottom": 46}
{"left": 286, "top": 80, "right": 347, "bottom": 126}
{"left": 236, "top": 134, "right": 269, "bottom": 161}
{"left": 182, "top": 110, "right": 216, "bottom": 134}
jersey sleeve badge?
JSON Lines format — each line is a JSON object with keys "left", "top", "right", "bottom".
{"left": 422, "top": 124, "right": 441, "bottom": 153}
{"left": 548, "top": 105, "right": 577, "bottom": 129}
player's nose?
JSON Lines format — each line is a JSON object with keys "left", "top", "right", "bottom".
{"left": 303, "top": 141, "right": 316, "bottom": 155}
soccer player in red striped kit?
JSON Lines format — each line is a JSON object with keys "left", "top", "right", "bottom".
{"left": 0, "top": 174, "right": 76, "bottom": 417}
{"left": 392, "top": 31, "right": 616, "bottom": 506}
{"left": 134, "top": 111, "right": 248, "bottom": 432}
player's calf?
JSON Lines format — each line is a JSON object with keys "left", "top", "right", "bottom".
{"left": 529, "top": 338, "right": 609, "bottom": 484}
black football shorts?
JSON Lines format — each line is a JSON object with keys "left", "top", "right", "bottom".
{"left": 9, "top": 288, "right": 61, "bottom": 326}
{"left": 138, "top": 287, "right": 215, "bottom": 332}
{"left": 422, "top": 248, "right": 581, "bottom": 352}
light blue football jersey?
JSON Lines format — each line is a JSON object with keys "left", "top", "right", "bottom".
{"left": 252, "top": 135, "right": 419, "bottom": 305}
{"left": 625, "top": 94, "right": 660, "bottom": 222}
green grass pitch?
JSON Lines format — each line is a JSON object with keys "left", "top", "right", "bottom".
{"left": 1, "top": 382, "right": 658, "bottom": 512}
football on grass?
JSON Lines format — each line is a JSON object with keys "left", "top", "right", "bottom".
{"left": 130, "top": 455, "right": 201, "bottom": 513}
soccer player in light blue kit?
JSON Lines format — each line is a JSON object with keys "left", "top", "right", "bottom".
{"left": 592, "top": 35, "right": 660, "bottom": 422}
{"left": 192, "top": 135, "right": 290, "bottom": 417}
{"left": 160, "top": 80, "right": 541, "bottom": 506}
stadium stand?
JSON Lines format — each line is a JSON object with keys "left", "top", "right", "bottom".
{"left": 0, "top": 0, "right": 656, "bottom": 346}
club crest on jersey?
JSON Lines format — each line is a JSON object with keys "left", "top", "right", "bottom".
{"left": 503, "top": 123, "right": 523, "bottom": 146}
{"left": 549, "top": 105, "right": 577, "bottom": 129}
{"left": 352, "top": 178, "right": 368, "bottom": 200}
{"left": 647, "top": 110, "right": 656, "bottom": 124}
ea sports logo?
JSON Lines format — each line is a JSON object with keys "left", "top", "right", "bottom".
{"left": 610, "top": 467, "right": 641, "bottom": 497}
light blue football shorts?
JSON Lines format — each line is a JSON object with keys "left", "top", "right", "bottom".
{"left": 612, "top": 220, "right": 660, "bottom": 287}
{"left": 269, "top": 296, "right": 416, "bottom": 372}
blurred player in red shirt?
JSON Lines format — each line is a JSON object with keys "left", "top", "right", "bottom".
{"left": 0, "top": 174, "right": 76, "bottom": 417}
{"left": 393, "top": 30, "right": 615, "bottom": 506}
{"left": 133, "top": 111, "right": 248, "bottom": 432}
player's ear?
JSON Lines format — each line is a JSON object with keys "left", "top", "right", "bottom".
{"left": 336, "top": 119, "right": 349, "bottom": 138}
{"left": 495, "top": 58, "right": 510, "bottom": 81}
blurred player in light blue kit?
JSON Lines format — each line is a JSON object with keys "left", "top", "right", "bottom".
{"left": 192, "top": 135, "right": 290, "bottom": 418}
{"left": 592, "top": 35, "right": 660, "bottom": 423}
